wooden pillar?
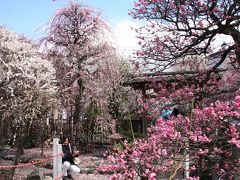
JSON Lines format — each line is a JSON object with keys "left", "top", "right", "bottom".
{"left": 53, "top": 138, "right": 62, "bottom": 180}
{"left": 142, "top": 88, "right": 147, "bottom": 135}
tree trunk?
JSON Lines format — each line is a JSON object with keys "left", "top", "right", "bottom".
{"left": 73, "top": 94, "right": 81, "bottom": 126}
{"left": 0, "top": 116, "right": 3, "bottom": 145}
{"left": 10, "top": 126, "right": 23, "bottom": 179}
{"left": 86, "top": 128, "right": 89, "bottom": 152}
{"left": 72, "top": 78, "right": 84, "bottom": 146}
{"left": 41, "top": 130, "right": 44, "bottom": 157}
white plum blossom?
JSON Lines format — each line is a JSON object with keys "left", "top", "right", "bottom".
{"left": 0, "top": 26, "right": 57, "bottom": 127}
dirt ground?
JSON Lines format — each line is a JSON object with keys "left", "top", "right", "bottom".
{"left": 0, "top": 147, "right": 110, "bottom": 180}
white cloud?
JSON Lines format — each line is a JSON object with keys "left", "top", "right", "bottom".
{"left": 112, "top": 20, "right": 140, "bottom": 57}
{"left": 211, "top": 34, "right": 234, "bottom": 52}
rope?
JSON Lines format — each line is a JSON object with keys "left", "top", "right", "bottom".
{"left": 0, "top": 153, "right": 63, "bottom": 169}
{"left": 55, "top": 173, "right": 64, "bottom": 180}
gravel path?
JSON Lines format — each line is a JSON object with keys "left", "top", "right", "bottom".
{"left": 0, "top": 147, "right": 110, "bottom": 180}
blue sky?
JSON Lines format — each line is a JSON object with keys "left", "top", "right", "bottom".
{"left": 0, "top": 0, "right": 138, "bottom": 56}
{"left": 0, "top": 0, "right": 134, "bottom": 39}
{"left": 83, "top": 0, "right": 134, "bottom": 24}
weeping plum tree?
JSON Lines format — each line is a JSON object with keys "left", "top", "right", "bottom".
{"left": 75, "top": 57, "right": 130, "bottom": 151}
{"left": 43, "top": 2, "right": 108, "bottom": 122}
{"left": 42, "top": 2, "right": 127, "bottom": 145}
{"left": 97, "top": 0, "right": 240, "bottom": 179}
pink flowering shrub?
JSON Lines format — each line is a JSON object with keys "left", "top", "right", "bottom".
{"left": 102, "top": 0, "right": 240, "bottom": 179}
{"left": 98, "top": 97, "right": 240, "bottom": 179}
